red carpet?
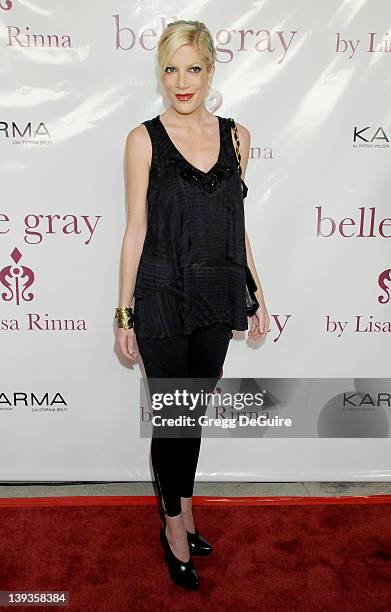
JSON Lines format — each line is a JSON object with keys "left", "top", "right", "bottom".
{"left": 0, "top": 495, "right": 390, "bottom": 611}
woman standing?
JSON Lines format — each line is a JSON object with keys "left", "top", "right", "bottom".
{"left": 115, "top": 20, "right": 269, "bottom": 590}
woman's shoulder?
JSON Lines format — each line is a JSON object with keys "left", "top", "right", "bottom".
{"left": 125, "top": 123, "right": 148, "bottom": 149}
{"left": 223, "top": 116, "right": 251, "bottom": 152}
{"left": 125, "top": 120, "right": 156, "bottom": 168}
{"left": 126, "top": 116, "right": 158, "bottom": 146}
{"left": 223, "top": 115, "right": 250, "bottom": 137}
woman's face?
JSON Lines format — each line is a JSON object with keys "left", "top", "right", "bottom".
{"left": 161, "top": 44, "right": 214, "bottom": 114}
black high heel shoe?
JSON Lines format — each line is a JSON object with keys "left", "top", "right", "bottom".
{"left": 186, "top": 529, "right": 213, "bottom": 556}
{"left": 160, "top": 526, "right": 200, "bottom": 590}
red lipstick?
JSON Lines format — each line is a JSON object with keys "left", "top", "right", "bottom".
{"left": 175, "top": 93, "right": 194, "bottom": 101}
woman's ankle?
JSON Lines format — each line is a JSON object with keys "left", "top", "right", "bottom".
{"left": 165, "top": 512, "right": 185, "bottom": 533}
{"left": 181, "top": 508, "right": 196, "bottom": 533}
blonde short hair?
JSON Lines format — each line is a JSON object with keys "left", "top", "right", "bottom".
{"left": 157, "top": 20, "right": 216, "bottom": 77}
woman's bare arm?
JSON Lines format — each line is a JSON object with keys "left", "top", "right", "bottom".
{"left": 118, "top": 124, "right": 151, "bottom": 308}
{"left": 235, "top": 122, "right": 267, "bottom": 308}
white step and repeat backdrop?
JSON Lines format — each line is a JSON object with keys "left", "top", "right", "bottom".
{"left": 1, "top": 1, "right": 390, "bottom": 481}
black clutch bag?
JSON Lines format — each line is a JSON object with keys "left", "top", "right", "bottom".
{"left": 229, "top": 117, "right": 260, "bottom": 317}
{"left": 245, "top": 265, "right": 259, "bottom": 317}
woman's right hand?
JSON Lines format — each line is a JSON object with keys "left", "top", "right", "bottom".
{"left": 115, "top": 327, "right": 139, "bottom": 362}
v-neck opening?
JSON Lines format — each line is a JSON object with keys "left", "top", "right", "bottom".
{"left": 157, "top": 114, "right": 222, "bottom": 176}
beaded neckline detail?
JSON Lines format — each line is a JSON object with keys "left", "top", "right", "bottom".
{"left": 179, "top": 162, "right": 234, "bottom": 194}
{"left": 155, "top": 114, "right": 248, "bottom": 196}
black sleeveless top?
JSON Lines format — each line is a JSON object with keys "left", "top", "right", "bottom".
{"left": 133, "top": 114, "right": 249, "bottom": 339}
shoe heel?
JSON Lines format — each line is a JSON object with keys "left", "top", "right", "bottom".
{"left": 187, "top": 529, "right": 213, "bottom": 556}
{"left": 160, "top": 526, "right": 200, "bottom": 590}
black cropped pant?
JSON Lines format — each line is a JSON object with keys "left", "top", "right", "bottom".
{"left": 137, "top": 323, "right": 232, "bottom": 517}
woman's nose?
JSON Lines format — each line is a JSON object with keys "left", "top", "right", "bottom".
{"left": 176, "top": 71, "right": 189, "bottom": 88}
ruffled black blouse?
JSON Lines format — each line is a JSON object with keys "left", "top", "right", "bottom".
{"left": 133, "top": 114, "right": 249, "bottom": 339}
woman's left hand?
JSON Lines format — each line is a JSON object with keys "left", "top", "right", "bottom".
{"left": 248, "top": 302, "right": 270, "bottom": 341}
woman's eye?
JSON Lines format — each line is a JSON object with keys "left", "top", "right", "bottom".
{"left": 165, "top": 66, "right": 202, "bottom": 73}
